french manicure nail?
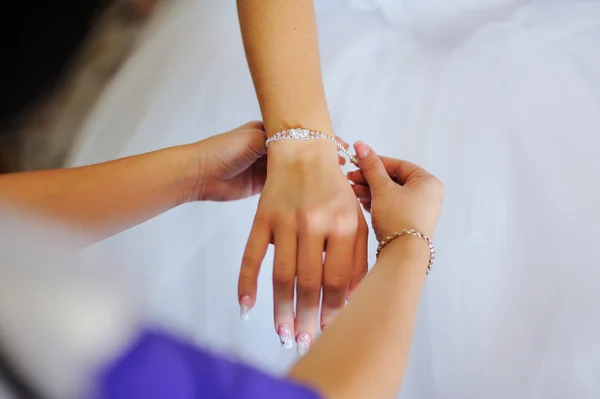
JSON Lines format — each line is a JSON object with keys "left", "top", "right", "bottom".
{"left": 278, "top": 325, "right": 294, "bottom": 349}
{"left": 296, "top": 333, "right": 311, "bottom": 356}
{"left": 240, "top": 295, "right": 251, "bottom": 321}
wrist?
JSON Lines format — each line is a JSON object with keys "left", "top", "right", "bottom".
{"left": 266, "top": 125, "right": 341, "bottom": 167}
{"left": 263, "top": 100, "right": 333, "bottom": 140}
{"left": 176, "top": 142, "right": 204, "bottom": 204}
{"left": 267, "top": 138, "right": 339, "bottom": 164}
{"left": 375, "top": 235, "right": 430, "bottom": 276}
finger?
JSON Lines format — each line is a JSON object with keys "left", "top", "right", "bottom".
{"left": 238, "top": 216, "right": 271, "bottom": 321}
{"left": 348, "top": 157, "right": 430, "bottom": 186}
{"left": 347, "top": 209, "right": 369, "bottom": 300}
{"left": 241, "top": 120, "right": 265, "bottom": 131}
{"left": 347, "top": 170, "right": 366, "bottom": 185}
{"left": 360, "top": 200, "right": 372, "bottom": 213}
{"left": 354, "top": 141, "right": 391, "bottom": 193}
{"left": 295, "top": 228, "right": 325, "bottom": 355}
{"left": 272, "top": 225, "right": 297, "bottom": 349}
{"left": 245, "top": 126, "right": 268, "bottom": 157}
{"left": 335, "top": 136, "right": 349, "bottom": 150}
{"left": 321, "top": 220, "right": 356, "bottom": 329}
{"left": 338, "top": 154, "right": 346, "bottom": 166}
{"left": 250, "top": 156, "right": 268, "bottom": 196}
{"left": 351, "top": 184, "right": 371, "bottom": 200}
{"left": 222, "top": 122, "right": 267, "bottom": 161}
{"left": 377, "top": 156, "right": 429, "bottom": 185}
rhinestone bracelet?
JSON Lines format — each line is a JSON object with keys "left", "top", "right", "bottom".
{"left": 265, "top": 128, "right": 358, "bottom": 165}
{"left": 376, "top": 229, "right": 436, "bottom": 276}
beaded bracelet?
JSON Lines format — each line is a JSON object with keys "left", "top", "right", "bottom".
{"left": 265, "top": 128, "right": 358, "bottom": 165}
{"left": 376, "top": 229, "right": 436, "bottom": 276}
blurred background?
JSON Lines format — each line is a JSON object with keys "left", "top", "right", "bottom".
{"left": 0, "top": 0, "right": 159, "bottom": 173}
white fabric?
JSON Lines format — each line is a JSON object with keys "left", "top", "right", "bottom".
{"left": 68, "top": 1, "right": 600, "bottom": 397}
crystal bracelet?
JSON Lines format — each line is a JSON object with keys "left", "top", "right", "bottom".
{"left": 376, "top": 229, "right": 436, "bottom": 276}
{"left": 265, "top": 128, "right": 358, "bottom": 165}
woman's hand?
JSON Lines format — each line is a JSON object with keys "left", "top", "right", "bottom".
{"left": 191, "top": 122, "right": 268, "bottom": 202}
{"left": 191, "top": 122, "right": 348, "bottom": 202}
{"left": 238, "top": 140, "right": 369, "bottom": 354}
{"left": 288, "top": 144, "right": 443, "bottom": 399}
{"left": 348, "top": 141, "right": 444, "bottom": 243}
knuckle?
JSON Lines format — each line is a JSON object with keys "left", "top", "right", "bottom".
{"left": 298, "top": 209, "right": 327, "bottom": 233}
{"left": 427, "top": 177, "right": 445, "bottom": 197}
{"left": 435, "top": 179, "right": 445, "bottom": 196}
{"left": 296, "top": 276, "right": 321, "bottom": 295}
{"left": 323, "top": 274, "right": 348, "bottom": 293}
{"left": 331, "top": 212, "right": 358, "bottom": 236}
{"left": 272, "top": 268, "right": 294, "bottom": 287}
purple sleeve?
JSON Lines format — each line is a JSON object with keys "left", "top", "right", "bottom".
{"left": 97, "top": 331, "right": 321, "bottom": 399}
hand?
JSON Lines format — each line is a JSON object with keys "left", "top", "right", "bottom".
{"left": 192, "top": 122, "right": 348, "bottom": 202}
{"left": 238, "top": 140, "right": 369, "bottom": 354}
{"left": 347, "top": 141, "right": 444, "bottom": 244}
{"left": 193, "top": 121, "right": 268, "bottom": 202}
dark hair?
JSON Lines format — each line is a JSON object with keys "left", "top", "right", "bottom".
{"left": 0, "top": 0, "right": 110, "bottom": 131}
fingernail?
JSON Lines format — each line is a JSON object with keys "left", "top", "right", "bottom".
{"left": 278, "top": 325, "right": 294, "bottom": 349}
{"left": 296, "top": 333, "right": 311, "bottom": 356}
{"left": 354, "top": 141, "right": 370, "bottom": 159}
{"left": 240, "top": 295, "right": 251, "bottom": 321}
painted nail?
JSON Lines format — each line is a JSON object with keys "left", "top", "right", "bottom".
{"left": 278, "top": 325, "right": 294, "bottom": 349}
{"left": 240, "top": 295, "right": 251, "bottom": 321}
{"left": 296, "top": 333, "right": 311, "bottom": 356}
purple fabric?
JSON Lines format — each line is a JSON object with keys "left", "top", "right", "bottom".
{"left": 97, "top": 330, "right": 321, "bottom": 399}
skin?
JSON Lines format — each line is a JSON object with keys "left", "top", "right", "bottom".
{"left": 0, "top": 121, "right": 346, "bottom": 246}
{"left": 289, "top": 142, "right": 444, "bottom": 398}
{"left": 237, "top": 0, "right": 369, "bottom": 352}
{"left": 0, "top": 122, "right": 268, "bottom": 245}
{"left": 0, "top": 128, "right": 444, "bottom": 398}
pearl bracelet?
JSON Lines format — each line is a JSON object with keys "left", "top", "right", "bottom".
{"left": 376, "top": 229, "right": 436, "bottom": 276}
{"left": 265, "top": 128, "right": 358, "bottom": 165}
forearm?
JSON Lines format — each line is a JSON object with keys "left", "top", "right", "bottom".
{"left": 237, "top": 0, "right": 332, "bottom": 136}
{"left": 289, "top": 237, "right": 428, "bottom": 399}
{"left": 0, "top": 144, "right": 198, "bottom": 245}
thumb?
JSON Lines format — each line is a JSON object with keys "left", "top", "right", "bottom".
{"left": 245, "top": 127, "right": 268, "bottom": 159}
{"left": 228, "top": 123, "right": 266, "bottom": 161}
{"left": 354, "top": 141, "right": 390, "bottom": 193}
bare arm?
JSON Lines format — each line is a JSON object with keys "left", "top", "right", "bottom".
{"left": 237, "top": 0, "right": 369, "bottom": 347}
{"left": 237, "top": 0, "right": 333, "bottom": 138}
{"left": 0, "top": 123, "right": 269, "bottom": 246}
{"left": 287, "top": 143, "right": 444, "bottom": 398}
{"left": 289, "top": 238, "right": 427, "bottom": 398}
{"left": 0, "top": 144, "right": 196, "bottom": 244}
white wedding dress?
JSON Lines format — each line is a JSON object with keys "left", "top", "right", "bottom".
{"left": 69, "top": 0, "right": 600, "bottom": 397}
